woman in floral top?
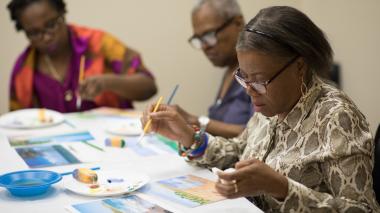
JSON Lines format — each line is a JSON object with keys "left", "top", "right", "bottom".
{"left": 141, "top": 6, "right": 380, "bottom": 212}
{"left": 7, "top": 0, "right": 157, "bottom": 112}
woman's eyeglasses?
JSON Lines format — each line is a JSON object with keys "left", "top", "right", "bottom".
{"left": 234, "top": 55, "right": 299, "bottom": 94}
{"left": 24, "top": 16, "right": 64, "bottom": 41}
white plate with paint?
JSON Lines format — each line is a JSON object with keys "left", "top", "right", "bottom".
{"left": 64, "top": 170, "right": 149, "bottom": 197}
{"left": 106, "top": 121, "right": 142, "bottom": 136}
{"left": 0, "top": 108, "right": 64, "bottom": 129}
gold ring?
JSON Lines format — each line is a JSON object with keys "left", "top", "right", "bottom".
{"left": 234, "top": 183, "right": 238, "bottom": 193}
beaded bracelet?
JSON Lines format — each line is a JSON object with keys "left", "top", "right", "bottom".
{"left": 187, "top": 134, "right": 208, "bottom": 160}
{"left": 189, "top": 133, "right": 208, "bottom": 156}
{"left": 178, "top": 126, "right": 208, "bottom": 159}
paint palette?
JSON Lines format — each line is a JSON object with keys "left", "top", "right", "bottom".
{"left": 64, "top": 170, "right": 149, "bottom": 197}
{"left": 0, "top": 108, "right": 64, "bottom": 129}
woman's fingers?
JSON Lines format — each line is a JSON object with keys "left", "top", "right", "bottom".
{"left": 215, "top": 181, "right": 235, "bottom": 194}
{"left": 150, "top": 110, "right": 177, "bottom": 121}
{"left": 235, "top": 158, "right": 258, "bottom": 169}
{"left": 78, "top": 78, "right": 102, "bottom": 100}
{"left": 215, "top": 181, "right": 241, "bottom": 199}
{"left": 141, "top": 104, "right": 176, "bottom": 133}
{"left": 141, "top": 104, "right": 154, "bottom": 128}
{"left": 217, "top": 170, "right": 238, "bottom": 182}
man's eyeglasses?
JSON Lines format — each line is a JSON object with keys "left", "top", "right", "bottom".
{"left": 24, "top": 16, "right": 64, "bottom": 41}
{"left": 234, "top": 55, "right": 299, "bottom": 94}
{"left": 188, "top": 17, "right": 235, "bottom": 49}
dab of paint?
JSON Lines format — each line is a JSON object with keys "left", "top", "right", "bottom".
{"left": 105, "top": 137, "right": 126, "bottom": 148}
{"left": 73, "top": 168, "right": 98, "bottom": 184}
{"left": 107, "top": 178, "right": 124, "bottom": 183}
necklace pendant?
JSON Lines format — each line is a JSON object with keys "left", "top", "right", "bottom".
{"left": 65, "top": 90, "right": 73, "bottom": 102}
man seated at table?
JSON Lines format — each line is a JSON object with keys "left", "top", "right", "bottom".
{"left": 174, "top": 0, "right": 253, "bottom": 138}
{"left": 7, "top": 0, "right": 157, "bottom": 113}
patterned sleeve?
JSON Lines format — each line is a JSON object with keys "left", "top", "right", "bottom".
{"left": 189, "top": 118, "right": 253, "bottom": 169}
{"left": 122, "top": 50, "right": 153, "bottom": 77}
{"left": 100, "top": 32, "right": 153, "bottom": 77}
{"left": 276, "top": 108, "right": 379, "bottom": 212}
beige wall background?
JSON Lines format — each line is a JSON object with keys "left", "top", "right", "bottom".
{"left": 0, "top": 0, "right": 379, "bottom": 133}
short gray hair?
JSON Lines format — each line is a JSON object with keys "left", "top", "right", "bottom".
{"left": 192, "top": 0, "right": 242, "bottom": 20}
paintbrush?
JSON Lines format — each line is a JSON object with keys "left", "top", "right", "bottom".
{"left": 76, "top": 55, "right": 85, "bottom": 110}
{"left": 166, "top": 84, "right": 179, "bottom": 105}
{"left": 137, "top": 85, "right": 179, "bottom": 146}
{"left": 137, "top": 96, "right": 163, "bottom": 145}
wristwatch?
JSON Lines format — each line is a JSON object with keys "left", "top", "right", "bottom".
{"left": 198, "top": 115, "right": 210, "bottom": 134}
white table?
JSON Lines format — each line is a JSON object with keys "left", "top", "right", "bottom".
{"left": 0, "top": 110, "right": 262, "bottom": 213}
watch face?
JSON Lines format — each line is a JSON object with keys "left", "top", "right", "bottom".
{"left": 199, "top": 116, "right": 210, "bottom": 126}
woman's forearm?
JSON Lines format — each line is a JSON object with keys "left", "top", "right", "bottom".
{"left": 103, "top": 73, "right": 157, "bottom": 100}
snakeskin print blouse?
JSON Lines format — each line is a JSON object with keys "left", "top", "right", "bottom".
{"left": 192, "top": 75, "right": 380, "bottom": 212}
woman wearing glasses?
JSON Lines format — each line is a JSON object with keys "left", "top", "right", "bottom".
{"left": 7, "top": 0, "right": 157, "bottom": 112}
{"left": 142, "top": 6, "right": 380, "bottom": 212}
{"left": 174, "top": 0, "right": 253, "bottom": 138}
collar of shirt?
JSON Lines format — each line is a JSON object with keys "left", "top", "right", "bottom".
{"left": 274, "top": 74, "right": 323, "bottom": 131}
{"left": 68, "top": 24, "right": 88, "bottom": 57}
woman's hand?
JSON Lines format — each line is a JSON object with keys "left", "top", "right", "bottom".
{"left": 215, "top": 158, "right": 289, "bottom": 200}
{"left": 172, "top": 104, "right": 198, "bottom": 125}
{"left": 78, "top": 75, "right": 107, "bottom": 100}
{"left": 141, "top": 104, "right": 195, "bottom": 147}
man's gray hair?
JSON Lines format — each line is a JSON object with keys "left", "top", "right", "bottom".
{"left": 192, "top": 0, "right": 242, "bottom": 20}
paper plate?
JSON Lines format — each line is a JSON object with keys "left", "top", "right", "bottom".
{"left": 0, "top": 108, "right": 64, "bottom": 129}
{"left": 64, "top": 170, "right": 149, "bottom": 197}
{"left": 106, "top": 122, "right": 142, "bottom": 136}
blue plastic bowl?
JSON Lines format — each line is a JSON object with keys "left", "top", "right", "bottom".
{"left": 0, "top": 170, "right": 62, "bottom": 197}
